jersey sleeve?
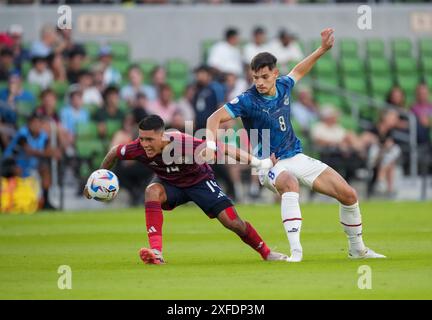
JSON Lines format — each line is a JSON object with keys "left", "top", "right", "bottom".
{"left": 279, "top": 74, "right": 296, "bottom": 90}
{"left": 116, "top": 139, "right": 140, "bottom": 160}
{"left": 223, "top": 94, "right": 249, "bottom": 119}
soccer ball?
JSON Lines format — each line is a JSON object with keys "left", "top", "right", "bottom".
{"left": 86, "top": 169, "right": 119, "bottom": 202}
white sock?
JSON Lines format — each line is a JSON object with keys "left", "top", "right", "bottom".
{"left": 281, "top": 192, "right": 303, "bottom": 253}
{"left": 339, "top": 202, "right": 366, "bottom": 253}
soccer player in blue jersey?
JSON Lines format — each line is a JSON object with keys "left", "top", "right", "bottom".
{"left": 205, "top": 28, "right": 385, "bottom": 262}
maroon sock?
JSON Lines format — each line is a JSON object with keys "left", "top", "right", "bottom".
{"left": 145, "top": 201, "right": 163, "bottom": 252}
{"left": 240, "top": 221, "right": 271, "bottom": 260}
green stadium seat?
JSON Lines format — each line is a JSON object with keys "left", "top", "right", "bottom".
{"left": 202, "top": 39, "right": 216, "bottom": 63}
{"left": 340, "top": 115, "right": 359, "bottom": 132}
{"left": 343, "top": 76, "right": 367, "bottom": 94}
{"left": 138, "top": 59, "right": 158, "bottom": 83}
{"left": 76, "top": 122, "right": 98, "bottom": 140}
{"left": 166, "top": 59, "right": 189, "bottom": 79}
{"left": 340, "top": 57, "right": 364, "bottom": 76}
{"left": 84, "top": 42, "right": 100, "bottom": 60}
{"left": 313, "top": 57, "right": 337, "bottom": 76}
{"left": 83, "top": 104, "right": 99, "bottom": 116}
{"left": 339, "top": 39, "right": 359, "bottom": 58}
{"left": 425, "top": 74, "right": 432, "bottom": 91}
{"left": 315, "top": 74, "right": 339, "bottom": 89}
{"left": 167, "top": 78, "right": 188, "bottom": 99}
{"left": 109, "top": 41, "right": 130, "bottom": 60}
{"left": 369, "top": 75, "right": 393, "bottom": 100}
{"left": 76, "top": 139, "right": 105, "bottom": 159}
{"left": 396, "top": 74, "right": 419, "bottom": 100}
{"left": 51, "top": 81, "right": 69, "bottom": 99}
{"left": 394, "top": 57, "right": 418, "bottom": 75}
{"left": 315, "top": 92, "right": 344, "bottom": 110}
{"left": 420, "top": 56, "right": 432, "bottom": 74}
{"left": 111, "top": 60, "right": 130, "bottom": 77}
{"left": 419, "top": 38, "right": 432, "bottom": 57}
{"left": 106, "top": 120, "right": 122, "bottom": 139}
{"left": 15, "top": 100, "right": 35, "bottom": 117}
{"left": 392, "top": 38, "right": 412, "bottom": 58}
{"left": 21, "top": 61, "right": 32, "bottom": 78}
{"left": 366, "top": 39, "right": 385, "bottom": 58}
{"left": 23, "top": 82, "right": 41, "bottom": 97}
{"left": 367, "top": 57, "right": 391, "bottom": 76}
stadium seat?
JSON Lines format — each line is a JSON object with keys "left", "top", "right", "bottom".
{"left": 76, "top": 122, "right": 98, "bottom": 140}
{"left": 396, "top": 74, "right": 419, "bottom": 103}
{"left": 76, "top": 139, "right": 105, "bottom": 159}
{"left": 420, "top": 56, "right": 432, "bottom": 74}
{"left": 21, "top": 61, "right": 32, "bottom": 78}
{"left": 367, "top": 57, "right": 391, "bottom": 76}
{"left": 202, "top": 39, "right": 216, "bottom": 63}
{"left": 343, "top": 76, "right": 367, "bottom": 95}
{"left": 15, "top": 101, "right": 35, "bottom": 117}
{"left": 314, "top": 92, "right": 344, "bottom": 111}
{"left": 83, "top": 104, "right": 99, "bottom": 116}
{"left": 106, "top": 120, "right": 122, "bottom": 139}
{"left": 394, "top": 57, "right": 418, "bottom": 75}
{"left": 340, "top": 115, "right": 359, "bottom": 132}
{"left": 392, "top": 38, "right": 412, "bottom": 58}
{"left": 109, "top": 41, "right": 130, "bottom": 60}
{"left": 339, "top": 39, "right": 359, "bottom": 58}
{"left": 51, "top": 81, "right": 69, "bottom": 99}
{"left": 419, "top": 38, "right": 432, "bottom": 57}
{"left": 84, "top": 42, "right": 100, "bottom": 60}
{"left": 366, "top": 39, "right": 385, "bottom": 58}
{"left": 340, "top": 57, "right": 364, "bottom": 76}
{"left": 315, "top": 74, "right": 339, "bottom": 89}
{"left": 313, "top": 57, "right": 337, "bottom": 76}
{"left": 166, "top": 59, "right": 189, "bottom": 79}
{"left": 138, "top": 59, "right": 158, "bottom": 83}
{"left": 111, "top": 60, "right": 130, "bottom": 77}
{"left": 23, "top": 82, "right": 41, "bottom": 98}
{"left": 369, "top": 75, "right": 393, "bottom": 100}
{"left": 167, "top": 78, "right": 187, "bottom": 99}
{"left": 425, "top": 74, "right": 432, "bottom": 91}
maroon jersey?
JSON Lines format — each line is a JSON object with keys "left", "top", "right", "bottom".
{"left": 116, "top": 132, "right": 214, "bottom": 188}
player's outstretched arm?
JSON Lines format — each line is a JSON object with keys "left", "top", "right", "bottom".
{"left": 83, "top": 146, "right": 119, "bottom": 199}
{"left": 222, "top": 143, "right": 276, "bottom": 170}
{"left": 288, "top": 28, "right": 334, "bottom": 82}
{"left": 203, "top": 107, "right": 234, "bottom": 161}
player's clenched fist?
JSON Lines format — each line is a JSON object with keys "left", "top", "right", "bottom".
{"left": 320, "top": 28, "right": 335, "bottom": 51}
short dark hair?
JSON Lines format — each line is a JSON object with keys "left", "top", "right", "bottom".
{"left": 250, "top": 52, "right": 277, "bottom": 71}
{"left": 225, "top": 28, "right": 238, "bottom": 41}
{"left": 138, "top": 115, "right": 165, "bottom": 131}
{"left": 253, "top": 26, "right": 265, "bottom": 36}
{"left": 40, "top": 88, "right": 56, "bottom": 99}
{"left": 103, "top": 85, "right": 119, "bottom": 101}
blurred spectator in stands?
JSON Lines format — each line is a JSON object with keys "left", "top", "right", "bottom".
{"left": 0, "top": 47, "right": 15, "bottom": 82}
{"left": 267, "top": 29, "right": 303, "bottom": 66}
{"left": 91, "top": 63, "right": 107, "bottom": 94}
{"left": 98, "top": 45, "right": 121, "bottom": 86}
{"left": 93, "top": 85, "right": 125, "bottom": 139}
{"left": 120, "top": 64, "right": 154, "bottom": 107}
{"left": 192, "top": 65, "right": 218, "bottom": 130}
{"left": 367, "top": 109, "right": 402, "bottom": 196}
{"left": 110, "top": 107, "right": 152, "bottom": 207}
{"left": 143, "top": 66, "right": 167, "bottom": 102}
{"left": 0, "top": 99, "right": 16, "bottom": 150}
{"left": 78, "top": 70, "right": 103, "bottom": 107}
{"left": 224, "top": 72, "right": 248, "bottom": 102}
{"left": 243, "top": 26, "right": 268, "bottom": 64}
{"left": 147, "top": 83, "right": 179, "bottom": 127}
{"left": 47, "top": 53, "right": 67, "bottom": 82}
{"left": 60, "top": 87, "right": 89, "bottom": 140}
{"left": 131, "top": 92, "right": 150, "bottom": 124}
{"left": 7, "top": 24, "right": 30, "bottom": 73}
{"left": 0, "top": 32, "right": 14, "bottom": 50}
{"left": 35, "top": 88, "right": 73, "bottom": 155}
{"left": 386, "top": 85, "right": 406, "bottom": 110}
{"left": 27, "top": 56, "right": 53, "bottom": 89}
{"left": 66, "top": 47, "right": 86, "bottom": 84}
{"left": 311, "top": 106, "right": 370, "bottom": 182}
{"left": 3, "top": 114, "right": 61, "bottom": 210}
{"left": 208, "top": 28, "right": 243, "bottom": 77}
{"left": 0, "top": 73, "right": 36, "bottom": 114}
{"left": 177, "top": 84, "right": 196, "bottom": 123}
{"left": 30, "top": 25, "right": 59, "bottom": 58}
{"left": 57, "top": 27, "right": 85, "bottom": 59}
{"left": 291, "top": 86, "right": 319, "bottom": 135}
{"left": 411, "top": 83, "right": 432, "bottom": 148}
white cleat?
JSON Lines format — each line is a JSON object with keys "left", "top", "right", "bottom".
{"left": 286, "top": 249, "right": 303, "bottom": 263}
{"left": 349, "top": 247, "right": 386, "bottom": 259}
{"left": 265, "top": 251, "right": 289, "bottom": 261}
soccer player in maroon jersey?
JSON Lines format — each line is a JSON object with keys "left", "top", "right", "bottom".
{"left": 84, "top": 115, "right": 288, "bottom": 264}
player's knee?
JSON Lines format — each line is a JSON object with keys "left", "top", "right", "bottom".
{"left": 275, "top": 172, "right": 299, "bottom": 194}
{"left": 339, "top": 186, "right": 358, "bottom": 205}
{"left": 145, "top": 184, "right": 164, "bottom": 202}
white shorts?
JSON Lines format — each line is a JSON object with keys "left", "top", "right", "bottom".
{"left": 258, "top": 153, "right": 328, "bottom": 193}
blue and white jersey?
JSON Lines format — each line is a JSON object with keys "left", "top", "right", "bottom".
{"left": 223, "top": 75, "right": 302, "bottom": 160}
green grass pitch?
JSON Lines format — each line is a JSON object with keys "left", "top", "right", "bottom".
{"left": 1, "top": 201, "right": 431, "bottom": 299}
